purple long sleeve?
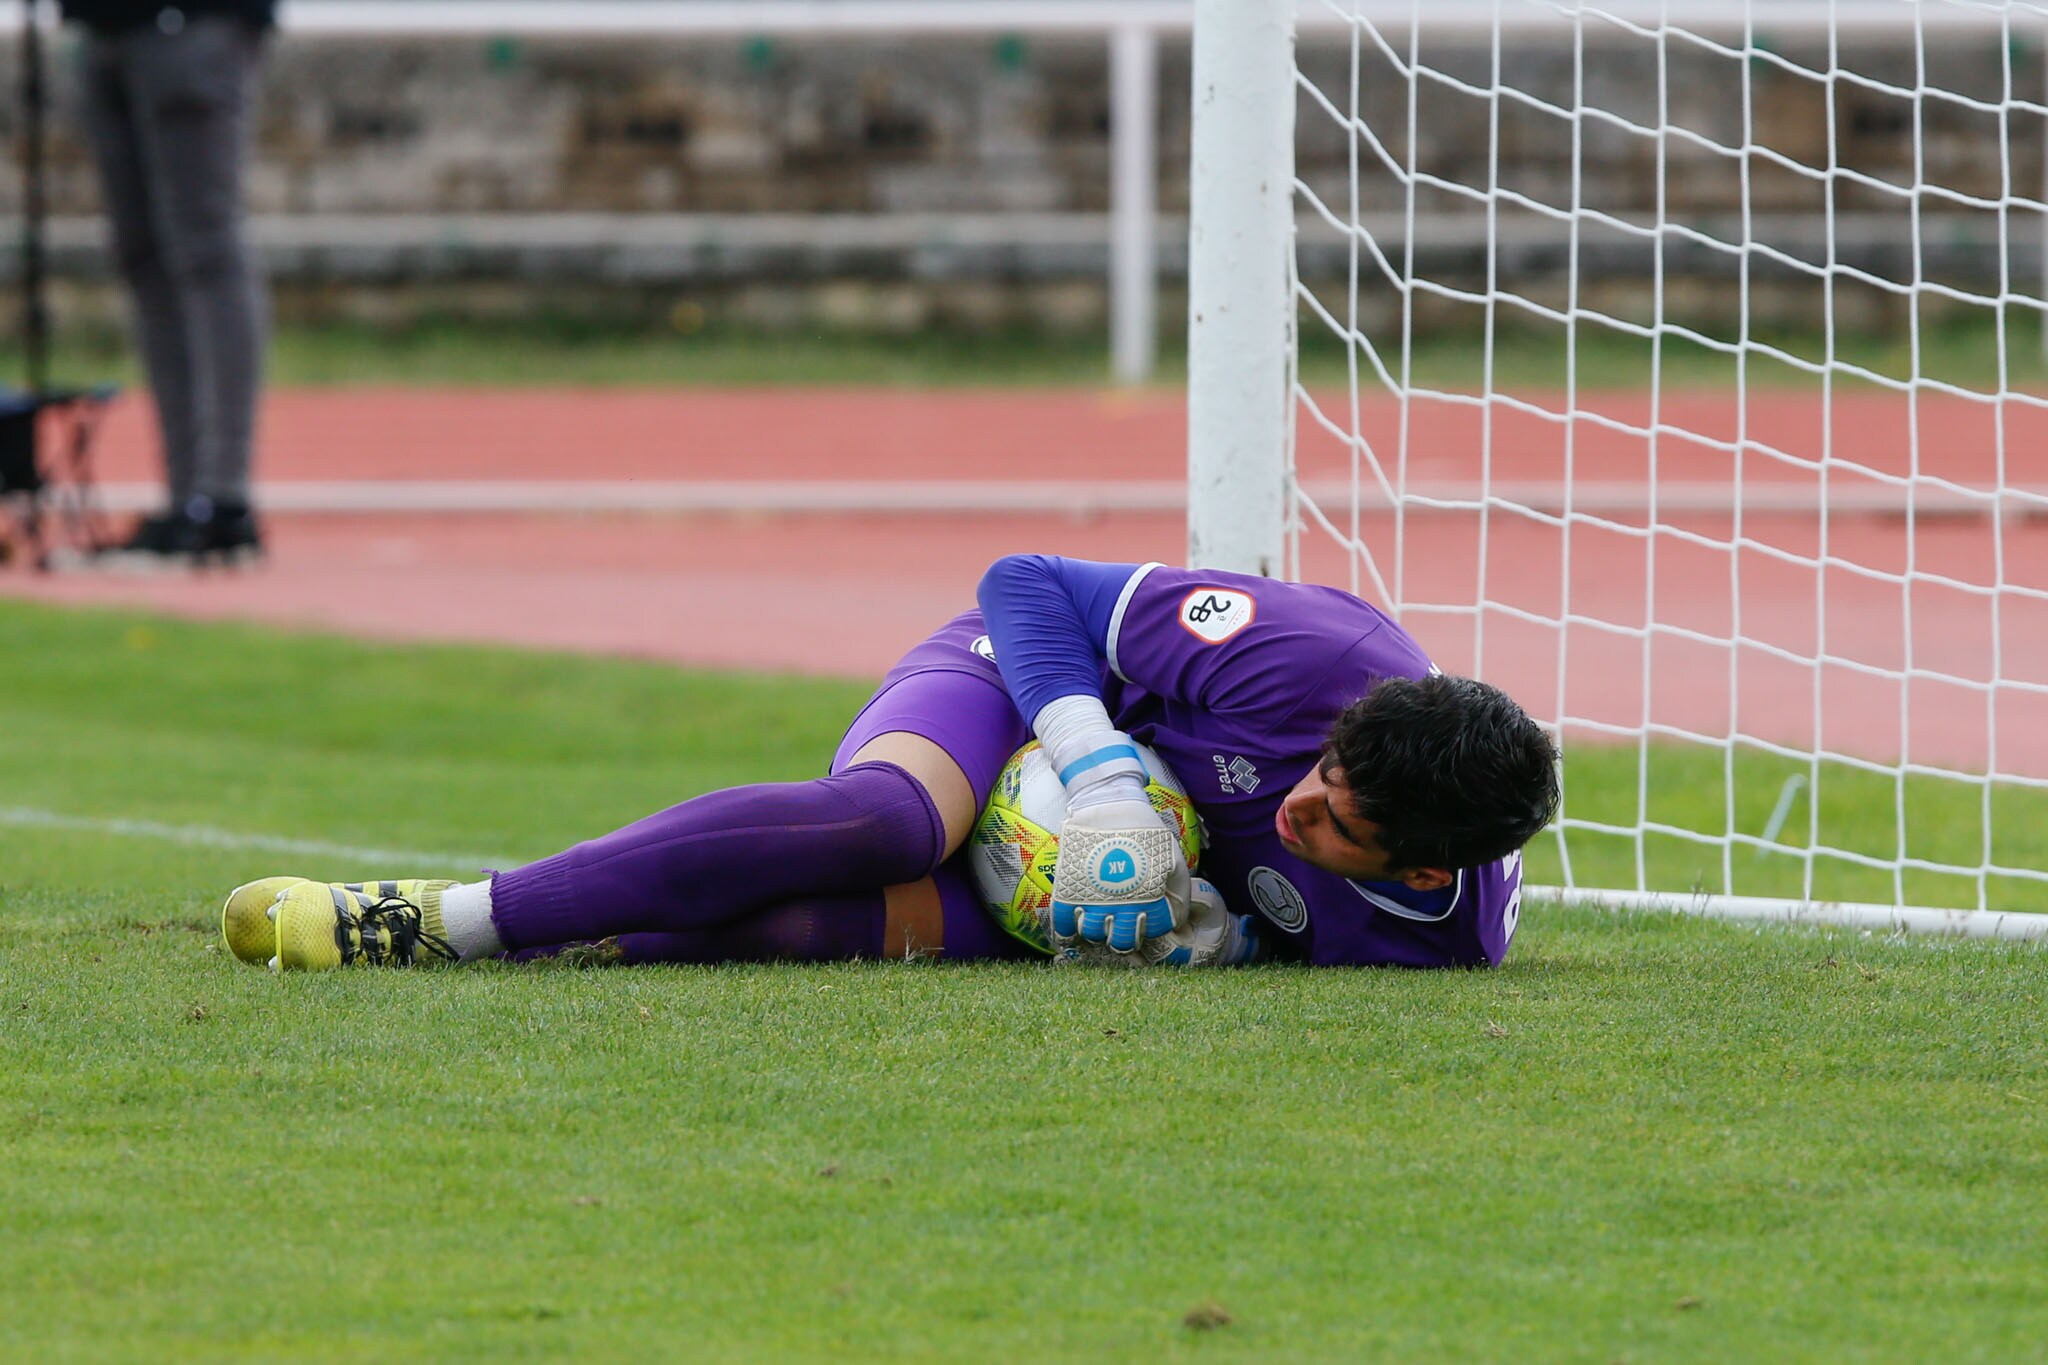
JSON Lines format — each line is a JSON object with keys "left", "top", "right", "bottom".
{"left": 975, "top": 554, "right": 1142, "bottom": 722}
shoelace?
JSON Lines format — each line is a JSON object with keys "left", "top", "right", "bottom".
{"left": 341, "top": 894, "right": 456, "bottom": 966}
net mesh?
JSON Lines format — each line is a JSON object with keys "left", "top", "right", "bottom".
{"left": 1288, "top": 0, "right": 2048, "bottom": 910}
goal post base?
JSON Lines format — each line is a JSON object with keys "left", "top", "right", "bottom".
{"left": 1527, "top": 886, "right": 2048, "bottom": 944}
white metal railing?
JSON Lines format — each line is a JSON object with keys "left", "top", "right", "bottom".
{"left": 280, "top": 3, "right": 1191, "bottom": 34}
{"left": 276, "top": 2, "right": 2048, "bottom": 36}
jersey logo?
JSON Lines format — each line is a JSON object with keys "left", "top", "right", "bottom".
{"left": 1178, "top": 588, "right": 1255, "bottom": 644}
{"left": 1212, "top": 754, "right": 1261, "bottom": 794}
{"left": 1246, "top": 866, "right": 1308, "bottom": 933}
{"left": 970, "top": 634, "right": 998, "bottom": 662}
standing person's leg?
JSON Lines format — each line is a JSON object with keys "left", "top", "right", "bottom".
{"left": 76, "top": 31, "right": 198, "bottom": 521}
{"left": 120, "top": 17, "right": 267, "bottom": 539}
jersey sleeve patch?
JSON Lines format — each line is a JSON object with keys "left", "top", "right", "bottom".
{"left": 1177, "top": 587, "right": 1256, "bottom": 644}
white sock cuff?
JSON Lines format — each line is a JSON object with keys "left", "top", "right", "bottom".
{"left": 439, "top": 880, "right": 503, "bottom": 961}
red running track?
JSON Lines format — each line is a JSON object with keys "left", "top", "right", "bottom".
{"left": 8, "top": 386, "right": 2047, "bottom": 776}
{"left": 69, "top": 385, "right": 2048, "bottom": 490}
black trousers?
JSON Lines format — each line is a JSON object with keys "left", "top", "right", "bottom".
{"left": 78, "top": 14, "right": 266, "bottom": 512}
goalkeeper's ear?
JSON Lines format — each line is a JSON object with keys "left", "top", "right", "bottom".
{"left": 1396, "top": 866, "right": 1454, "bottom": 893}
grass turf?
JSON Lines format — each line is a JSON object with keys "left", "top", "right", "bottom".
{"left": 6, "top": 312, "right": 2044, "bottom": 392}
{"left": 2, "top": 599, "right": 2045, "bottom": 1362}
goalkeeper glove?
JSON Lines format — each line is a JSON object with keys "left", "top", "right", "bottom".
{"left": 1052, "top": 877, "right": 1261, "bottom": 968}
{"left": 1032, "top": 696, "right": 1190, "bottom": 952}
{"left": 1049, "top": 787, "right": 1189, "bottom": 952}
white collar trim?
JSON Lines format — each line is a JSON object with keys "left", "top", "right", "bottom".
{"left": 1347, "top": 867, "right": 1466, "bottom": 923}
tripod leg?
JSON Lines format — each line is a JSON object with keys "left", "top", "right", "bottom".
{"left": 60, "top": 400, "right": 114, "bottom": 553}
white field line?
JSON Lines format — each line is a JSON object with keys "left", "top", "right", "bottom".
{"left": 80, "top": 479, "right": 2048, "bottom": 517}
{"left": 0, "top": 805, "right": 517, "bottom": 871}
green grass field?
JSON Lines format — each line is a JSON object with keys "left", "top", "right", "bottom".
{"left": 7, "top": 312, "right": 2045, "bottom": 392}
{"left": 3, "top": 599, "right": 2045, "bottom": 1362}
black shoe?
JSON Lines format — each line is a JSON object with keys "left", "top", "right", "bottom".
{"left": 103, "top": 510, "right": 189, "bottom": 557}
{"left": 179, "top": 498, "right": 263, "bottom": 566}
{"left": 84, "top": 500, "right": 262, "bottom": 570}
{"left": 84, "top": 509, "right": 193, "bottom": 570}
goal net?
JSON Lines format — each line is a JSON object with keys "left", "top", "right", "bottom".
{"left": 1190, "top": 0, "right": 2048, "bottom": 931}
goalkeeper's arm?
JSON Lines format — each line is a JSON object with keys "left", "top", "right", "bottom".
{"left": 976, "top": 555, "right": 1188, "bottom": 950}
{"left": 974, "top": 554, "right": 1142, "bottom": 722}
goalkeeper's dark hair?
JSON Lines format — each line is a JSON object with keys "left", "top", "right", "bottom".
{"left": 1325, "top": 673, "right": 1560, "bottom": 873}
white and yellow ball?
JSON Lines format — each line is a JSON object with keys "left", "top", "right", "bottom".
{"left": 967, "top": 740, "right": 1203, "bottom": 954}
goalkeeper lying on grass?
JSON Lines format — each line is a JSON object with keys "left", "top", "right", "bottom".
{"left": 223, "top": 555, "right": 1558, "bottom": 971}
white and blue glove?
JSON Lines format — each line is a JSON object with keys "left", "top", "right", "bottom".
{"left": 1049, "top": 789, "right": 1190, "bottom": 952}
{"left": 1032, "top": 697, "right": 1202, "bottom": 955}
{"left": 1052, "top": 875, "right": 1262, "bottom": 969}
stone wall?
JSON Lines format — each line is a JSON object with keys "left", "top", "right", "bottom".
{"left": 0, "top": 32, "right": 1148, "bottom": 218}
{"left": 0, "top": 25, "right": 2038, "bottom": 332}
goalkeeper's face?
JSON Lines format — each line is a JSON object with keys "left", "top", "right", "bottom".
{"left": 1275, "top": 761, "right": 1451, "bottom": 891}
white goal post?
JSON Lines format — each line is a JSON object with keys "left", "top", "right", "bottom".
{"left": 1187, "top": 0, "right": 2048, "bottom": 938}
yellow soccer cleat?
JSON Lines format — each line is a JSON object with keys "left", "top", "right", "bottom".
{"left": 270, "top": 880, "right": 461, "bottom": 972}
{"left": 222, "top": 877, "right": 456, "bottom": 966}
{"left": 222, "top": 875, "right": 309, "bottom": 964}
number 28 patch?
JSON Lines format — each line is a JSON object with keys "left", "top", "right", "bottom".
{"left": 1178, "top": 588, "right": 1256, "bottom": 644}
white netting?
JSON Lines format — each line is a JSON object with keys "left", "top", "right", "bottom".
{"left": 1289, "top": 0, "right": 2048, "bottom": 911}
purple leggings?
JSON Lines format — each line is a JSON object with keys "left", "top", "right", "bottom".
{"left": 492, "top": 611, "right": 1034, "bottom": 963}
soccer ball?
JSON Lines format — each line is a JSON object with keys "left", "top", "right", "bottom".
{"left": 968, "top": 740, "right": 1203, "bottom": 954}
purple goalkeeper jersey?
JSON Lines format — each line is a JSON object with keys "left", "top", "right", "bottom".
{"left": 1095, "top": 564, "right": 1526, "bottom": 968}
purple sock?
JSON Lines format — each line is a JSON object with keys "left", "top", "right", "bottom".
{"left": 628, "top": 893, "right": 888, "bottom": 963}
{"left": 496, "top": 894, "right": 887, "bottom": 966}
{"left": 488, "top": 762, "right": 943, "bottom": 951}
